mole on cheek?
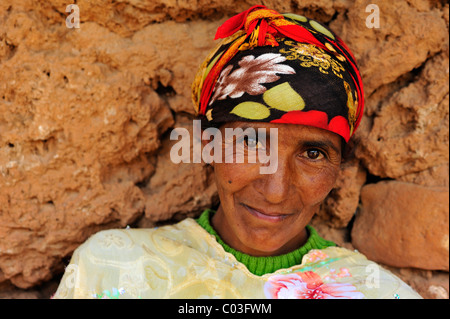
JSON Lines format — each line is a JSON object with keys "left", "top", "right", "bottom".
{"left": 228, "top": 180, "right": 232, "bottom": 184}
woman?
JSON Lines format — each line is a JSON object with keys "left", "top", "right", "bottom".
{"left": 53, "top": 5, "right": 421, "bottom": 299}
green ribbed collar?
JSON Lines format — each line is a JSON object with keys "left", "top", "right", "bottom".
{"left": 196, "top": 209, "right": 335, "bottom": 276}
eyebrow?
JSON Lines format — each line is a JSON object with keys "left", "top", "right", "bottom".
{"left": 300, "top": 140, "right": 341, "bottom": 154}
{"left": 230, "top": 123, "right": 342, "bottom": 154}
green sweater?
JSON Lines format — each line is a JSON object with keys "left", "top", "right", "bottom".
{"left": 196, "top": 209, "right": 335, "bottom": 276}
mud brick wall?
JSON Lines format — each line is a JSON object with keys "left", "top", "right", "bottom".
{"left": 0, "top": 0, "right": 448, "bottom": 298}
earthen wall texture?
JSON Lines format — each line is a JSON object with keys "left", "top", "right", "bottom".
{"left": 0, "top": 0, "right": 448, "bottom": 299}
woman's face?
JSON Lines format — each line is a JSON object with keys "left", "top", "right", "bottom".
{"left": 210, "top": 121, "right": 342, "bottom": 257}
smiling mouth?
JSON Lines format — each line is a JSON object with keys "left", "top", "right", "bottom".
{"left": 242, "top": 204, "right": 290, "bottom": 223}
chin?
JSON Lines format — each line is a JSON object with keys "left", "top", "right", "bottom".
{"left": 240, "top": 233, "right": 291, "bottom": 256}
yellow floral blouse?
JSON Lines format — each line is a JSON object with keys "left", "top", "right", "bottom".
{"left": 53, "top": 218, "right": 422, "bottom": 299}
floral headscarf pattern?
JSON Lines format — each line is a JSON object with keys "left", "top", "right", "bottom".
{"left": 192, "top": 5, "right": 364, "bottom": 142}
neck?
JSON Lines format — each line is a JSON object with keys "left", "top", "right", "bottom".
{"left": 196, "top": 209, "right": 336, "bottom": 276}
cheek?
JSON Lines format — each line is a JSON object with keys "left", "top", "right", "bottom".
{"left": 213, "top": 163, "right": 259, "bottom": 198}
{"left": 297, "top": 166, "right": 340, "bottom": 202}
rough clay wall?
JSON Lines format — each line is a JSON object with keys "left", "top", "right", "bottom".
{"left": 0, "top": 0, "right": 448, "bottom": 298}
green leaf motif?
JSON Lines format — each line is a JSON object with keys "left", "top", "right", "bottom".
{"left": 230, "top": 102, "right": 270, "bottom": 120}
{"left": 309, "top": 20, "right": 335, "bottom": 40}
{"left": 283, "top": 13, "right": 308, "bottom": 23}
{"left": 263, "top": 82, "right": 305, "bottom": 112}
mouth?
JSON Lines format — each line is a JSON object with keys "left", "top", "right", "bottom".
{"left": 242, "top": 204, "right": 290, "bottom": 223}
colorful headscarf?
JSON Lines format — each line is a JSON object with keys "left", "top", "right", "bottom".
{"left": 192, "top": 5, "right": 364, "bottom": 142}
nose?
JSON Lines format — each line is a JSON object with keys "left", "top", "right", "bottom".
{"left": 254, "top": 155, "right": 291, "bottom": 204}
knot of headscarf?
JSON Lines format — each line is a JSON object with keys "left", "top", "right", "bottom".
{"left": 215, "top": 5, "right": 327, "bottom": 51}
{"left": 192, "top": 5, "right": 364, "bottom": 142}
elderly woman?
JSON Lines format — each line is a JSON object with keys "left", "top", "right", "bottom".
{"left": 53, "top": 5, "right": 421, "bottom": 299}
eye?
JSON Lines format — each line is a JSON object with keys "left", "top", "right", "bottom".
{"left": 302, "top": 149, "right": 325, "bottom": 160}
{"left": 244, "top": 136, "right": 263, "bottom": 150}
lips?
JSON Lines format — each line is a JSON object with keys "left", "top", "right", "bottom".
{"left": 242, "top": 204, "right": 290, "bottom": 223}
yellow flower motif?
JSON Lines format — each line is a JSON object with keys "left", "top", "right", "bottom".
{"left": 344, "top": 80, "right": 357, "bottom": 135}
{"left": 206, "top": 109, "right": 213, "bottom": 121}
{"left": 280, "top": 41, "right": 346, "bottom": 78}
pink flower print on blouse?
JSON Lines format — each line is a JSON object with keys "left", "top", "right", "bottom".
{"left": 323, "top": 268, "right": 351, "bottom": 282}
{"left": 264, "top": 271, "right": 364, "bottom": 299}
{"left": 303, "top": 250, "right": 329, "bottom": 264}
